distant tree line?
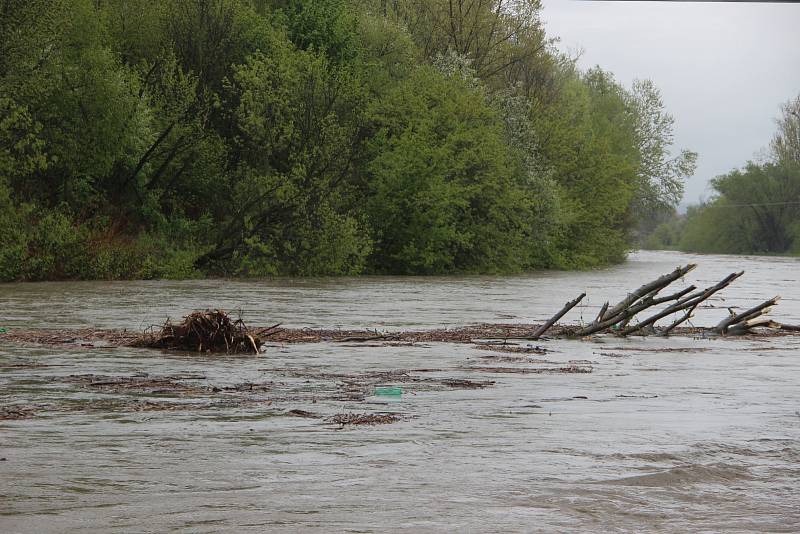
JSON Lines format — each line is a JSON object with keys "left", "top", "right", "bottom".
{"left": 0, "top": 0, "right": 695, "bottom": 280}
{"left": 645, "top": 94, "right": 800, "bottom": 256}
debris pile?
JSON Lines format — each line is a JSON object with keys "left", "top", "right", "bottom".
{"left": 467, "top": 365, "right": 593, "bottom": 374}
{"left": 0, "top": 405, "right": 36, "bottom": 420}
{"left": 147, "top": 309, "right": 277, "bottom": 354}
{"left": 328, "top": 412, "right": 404, "bottom": 426}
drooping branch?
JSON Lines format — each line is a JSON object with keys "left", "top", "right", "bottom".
{"left": 530, "top": 293, "right": 585, "bottom": 340}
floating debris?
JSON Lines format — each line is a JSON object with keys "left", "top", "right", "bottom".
{"left": 600, "top": 347, "right": 711, "bottom": 353}
{"left": 0, "top": 359, "right": 49, "bottom": 370}
{"left": 478, "top": 354, "right": 551, "bottom": 364}
{"left": 475, "top": 344, "right": 550, "bottom": 355}
{"left": 60, "top": 374, "right": 209, "bottom": 395}
{"left": 0, "top": 328, "right": 143, "bottom": 347}
{"left": 328, "top": 412, "right": 404, "bottom": 426}
{"left": 272, "top": 368, "right": 497, "bottom": 392}
{"left": 374, "top": 386, "right": 403, "bottom": 396}
{"left": 145, "top": 309, "right": 278, "bottom": 354}
{"left": 467, "top": 366, "right": 593, "bottom": 374}
{"left": 3, "top": 319, "right": 799, "bottom": 351}
{"left": 0, "top": 405, "right": 36, "bottom": 420}
{"left": 439, "top": 378, "right": 495, "bottom": 389}
{"left": 601, "top": 352, "right": 635, "bottom": 359}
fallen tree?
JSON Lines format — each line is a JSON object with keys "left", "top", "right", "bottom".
{"left": 533, "top": 265, "right": 796, "bottom": 339}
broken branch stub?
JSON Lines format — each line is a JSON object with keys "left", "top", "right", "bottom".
{"left": 531, "top": 293, "right": 586, "bottom": 340}
{"left": 726, "top": 318, "right": 782, "bottom": 336}
{"left": 594, "top": 301, "right": 609, "bottom": 324}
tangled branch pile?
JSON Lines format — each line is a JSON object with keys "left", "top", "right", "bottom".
{"left": 149, "top": 310, "right": 266, "bottom": 354}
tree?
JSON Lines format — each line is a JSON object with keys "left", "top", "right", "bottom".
{"left": 628, "top": 79, "right": 697, "bottom": 217}
{"left": 648, "top": 95, "right": 800, "bottom": 257}
{"left": 0, "top": 0, "right": 696, "bottom": 279}
{"left": 391, "top": 0, "right": 550, "bottom": 87}
{"left": 196, "top": 31, "right": 372, "bottom": 275}
{"left": 364, "top": 65, "right": 543, "bottom": 273}
{"left": 671, "top": 162, "right": 800, "bottom": 255}
{"left": 771, "top": 92, "right": 800, "bottom": 165}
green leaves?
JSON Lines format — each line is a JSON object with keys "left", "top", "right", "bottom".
{"left": 364, "top": 66, "right": 544, "bottom": 273}
{"left": 628, "top": 79, "right": 696, "bottom": 216}
{"left": 771, "top": 93, "right": 800, "bottom": 165}
{"left": 213, "top": 30, "right": 372, "bottom": 275}
{"left": 649, "top": 161, "right": 800, "bottom": 256}
{"left": 0, "top": 0, "right": 695, "bottom": 279}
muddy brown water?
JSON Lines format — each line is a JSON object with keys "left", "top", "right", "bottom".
{"left": 1, "top": 250, "right": 799, "bottom": 532}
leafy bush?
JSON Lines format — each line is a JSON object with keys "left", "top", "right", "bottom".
{"left": 0, "top": 0, "right": 695, "bottom": 280}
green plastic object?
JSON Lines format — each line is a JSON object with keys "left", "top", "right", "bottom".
{"left": 374, "top": 386, "right": 403, "bottom": 396}
{"left": 0, "top": 328, "right": 6, "bottom": 334}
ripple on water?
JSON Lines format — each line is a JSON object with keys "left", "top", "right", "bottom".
{"left": 1, "top": 251, "right": 800, "bottom": 532}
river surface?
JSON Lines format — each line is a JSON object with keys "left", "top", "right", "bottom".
{"left": 1, "top": 250, "right": 799, "bottom": 532}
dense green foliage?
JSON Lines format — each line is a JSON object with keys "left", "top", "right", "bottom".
{"left": 646, "top": 94, "right": 800, "bottom": 256}
{"left": 0, "top": 0, "right": 694, "bottom": 280}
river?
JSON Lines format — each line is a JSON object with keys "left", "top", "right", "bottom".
{"left": 1, "top": 250, "right": 799, "bottom": 532}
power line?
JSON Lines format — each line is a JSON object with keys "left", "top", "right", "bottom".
{"left": 695, "top": 200, "right": 800, "bottom": 209}
{"left": 578, "top": 0, "right": 800, "bottom": 3}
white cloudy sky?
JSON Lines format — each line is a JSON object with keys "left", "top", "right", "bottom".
{"left": 540, "top": 0, "right": 800, "bottom": 206}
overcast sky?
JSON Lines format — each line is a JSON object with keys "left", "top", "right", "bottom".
{"left": 540, "top": 0, "right": 800, "bottom": 207}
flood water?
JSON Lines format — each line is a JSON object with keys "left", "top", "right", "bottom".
{"left": 1, "top": 250, "right": 799, "bottom": 532}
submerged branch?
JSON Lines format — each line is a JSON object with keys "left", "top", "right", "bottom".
{"left": 715, "top": 297, "right": 780, "bottom": 334}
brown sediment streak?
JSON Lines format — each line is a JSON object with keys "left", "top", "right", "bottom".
{"left": 2, "top": 322, "right": 798, "bottom": 350}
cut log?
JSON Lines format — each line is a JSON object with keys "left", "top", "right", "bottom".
{"left": 531, "top": 293, "right": 586, "bottom": 340}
